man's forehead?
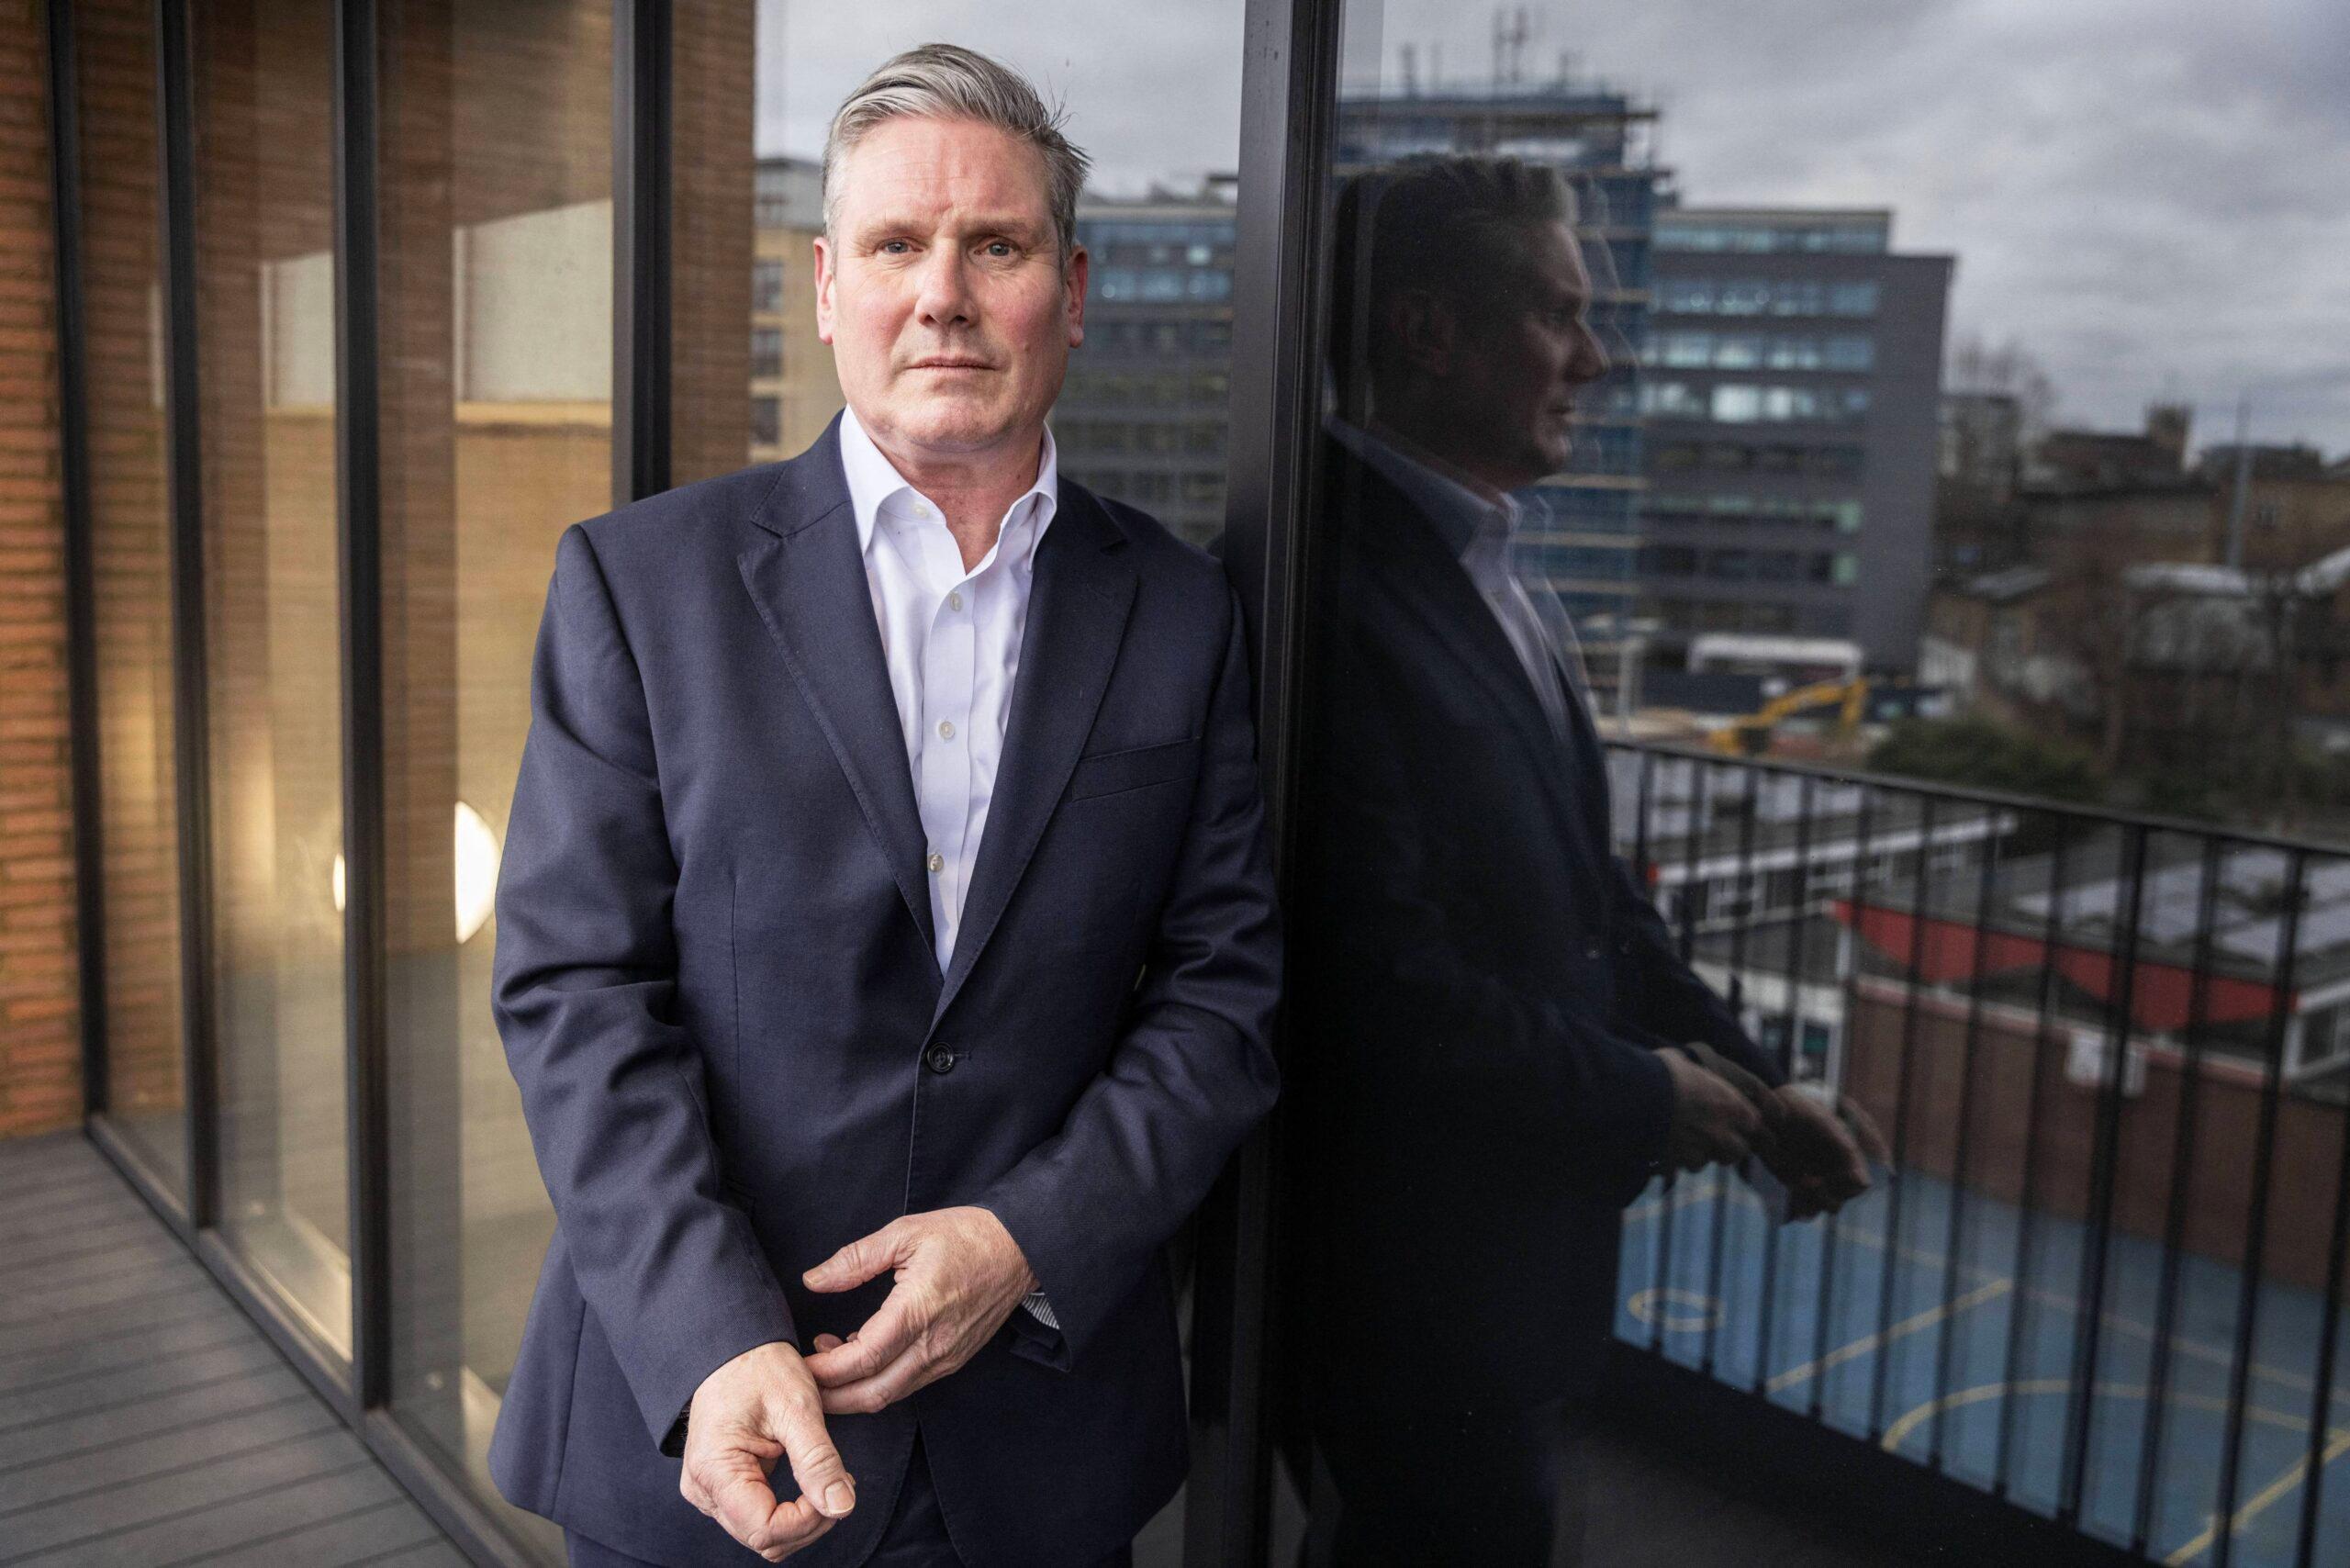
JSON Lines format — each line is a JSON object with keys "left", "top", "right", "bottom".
{"left": 834, "top": 118, "right": 1055, "bottom": 230}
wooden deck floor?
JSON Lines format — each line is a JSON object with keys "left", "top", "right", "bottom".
{"left": 0, "top": 1127, "right": 464, "bottom": 1568}
{"left": 2, "top": 1121, "right": 1915, "bottom": 1568}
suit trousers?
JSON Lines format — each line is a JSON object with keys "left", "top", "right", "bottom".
{"left": 565, "top": 1430, "right": 1136, "bottom": 1568}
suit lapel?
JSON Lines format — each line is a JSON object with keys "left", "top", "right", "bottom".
{"left": 932, "top": 481, "right": 1137, "bottom": 1029}
{"left": 737, "top": 413, "right": 941, "bottom": 971}
{"left": 1326, "top": 438, "right": 1587, "bottom": 836}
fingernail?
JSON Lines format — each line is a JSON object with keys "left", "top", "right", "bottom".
{"left": 824, "top": 1482, "right": 856, "bottom": 1517}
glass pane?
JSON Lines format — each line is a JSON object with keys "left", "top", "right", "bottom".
{"left": 78, "top": 0, "right": 188, "bottom": 1193}
{"left": 190, "top": 0, "right": 351, "bottom": 1361}
{"left": 1279, "top": 6, "right": 2350, "bottom": 1566}
{"left": 376, "top": 0, "right": 610, "bottom": 1556}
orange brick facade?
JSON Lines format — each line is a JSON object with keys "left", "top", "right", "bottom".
{"left": 0, "top": 0, "right": 82, "bottom": 1139}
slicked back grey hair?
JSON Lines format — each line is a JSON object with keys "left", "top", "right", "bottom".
{"left": 822, "top": 43, "right": 1092, "bottom": 268}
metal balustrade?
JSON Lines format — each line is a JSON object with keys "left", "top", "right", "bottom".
{"left": 1606, "top": 743, "right": 2350, "bottom": 1568}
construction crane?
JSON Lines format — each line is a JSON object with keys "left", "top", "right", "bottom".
{"left": 1707, "top": 678, "right": 1870, "bottom": 756}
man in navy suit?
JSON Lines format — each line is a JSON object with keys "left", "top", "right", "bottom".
{"left": 487, "top": 43, "right": 1281, "bottom": 1567}
{"left": 1277, "top": 155, "right": 1881, "bottom": 1564}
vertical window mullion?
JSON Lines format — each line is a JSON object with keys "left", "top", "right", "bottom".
{"left": 333, "top": 0, "right": 390, "bottom": 1412}
{"left": 613, "top": 0, "right": 670, "bottom": 505}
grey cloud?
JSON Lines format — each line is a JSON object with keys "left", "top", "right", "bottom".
{"left": 756, "top": 0, "right": 2350, "bottom": 454}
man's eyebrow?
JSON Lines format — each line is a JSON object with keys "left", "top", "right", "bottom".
{"left": 853, "top": 212, "right": 1050, "bottom": 242}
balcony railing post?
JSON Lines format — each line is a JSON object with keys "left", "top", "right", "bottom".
{"left": 1751, "top": 770, "right": 1817, "bottom": 1393}
{"left": 2059, "top": 821, "right": 2154, "bottom": 1527}
{"left": 1652, "top": 756, "right": 1713, "bottom": 1355}
{"left": 1868, "top": 791, "right": 1940, "bottom": 1443}
{"left": 2295, "top": 862, "right": 2350, "bottom": 1568}
{"left": 2212, "top": 846, "right": 2311, "bottom": 1568}
{"left": 1813, "top": 773, "right": 1875, "bottom": 1424}
{"left": 1701, "top": 763, "right": 1764, "bottom": 1380}
{"left": 2132, "top": 831, "right": 2227, "bottom": 1552}
{"left": 1928, "top": 812, "right": 2005, "bottom": 1473}
{"left": 1993, "top": 818, "right": 2072, "bottom": 1503}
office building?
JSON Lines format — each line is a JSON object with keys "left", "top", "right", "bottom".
{"left": 1639, "top": 206, "right": 1952, "bottom": 674}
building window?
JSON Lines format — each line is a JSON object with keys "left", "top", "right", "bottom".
{"left": 752, "top": 396, "right": 781, "bottom": 446}
{"left": 1829, "top": 281, "right": 1881, "bottom": 316}
{"left": 751, "top": 326, "right": 782, "bottom": 380}
{"left": 753, "top": 258, "right": 783, "bottom": 314}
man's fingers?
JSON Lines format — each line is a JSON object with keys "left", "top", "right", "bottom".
{"left": 803, "top": 1224, "right": 905, "bottom": 1294}
{"left": 802, "top": 1290, "right": 923, "bottom": 1386}
{"left": 707, "top": 1463, "right": 833, "bottom": 1561}
{"left": 1843, "top": 1097, "right": 1894, "bottom": 1167}
{"left": 818, "top": 1333, "right": 953, "bottom": 1417}
{"left": 768, "top": 1385, "right": 858, "bottom": 1522}
{"left": 811, "top": 1332, "right": 845, "bottom": 1352}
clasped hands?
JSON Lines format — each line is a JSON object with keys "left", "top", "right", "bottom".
{"left": 675, "top": 1204, "right": 1035, "bottom": 1562}
{"left": 1658, "top": 1039, "right": 1890, "bottom": 1221}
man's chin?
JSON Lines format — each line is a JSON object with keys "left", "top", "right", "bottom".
{"left": 883, "top": 408, "right": 1020, "bottom": 454}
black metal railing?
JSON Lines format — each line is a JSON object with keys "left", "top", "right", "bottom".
{"left": 1606, "top": 741, "right": 2350, "bottom": 1568}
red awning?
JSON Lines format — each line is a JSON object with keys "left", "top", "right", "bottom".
{"left": 1831, "top": 900, "right": 2289, "bottom": 1031}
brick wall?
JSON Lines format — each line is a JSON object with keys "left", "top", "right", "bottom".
{"left": 0, "top": 0, "right": 82, "bottom": 1140}
{"left": 1842, "top": 984, "right": 2347, "bottom": 1293}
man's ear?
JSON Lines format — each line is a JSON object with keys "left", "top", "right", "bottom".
{"left": 1389, "top": 287, "right": 1457, "bottom": 378}
{"left": 1064, "top": 243, "right": 1089, "bottom": 348}
{"left": 813, "top": 234, "right": 835, "bottom": 345}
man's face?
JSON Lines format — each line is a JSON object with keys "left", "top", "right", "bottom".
{"left": 1398, "top": 218, "right": 1611, "bottom": 488}
{"left": 815, "top": 115, "right": 1087, "bottom": 461}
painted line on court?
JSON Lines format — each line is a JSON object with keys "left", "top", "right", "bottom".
{"left": 1764, "top": 1276, "right": 2013, "bottom": 1395}
{"left": 1872, "top": 1378, "right": 2350, "bottom": 1566}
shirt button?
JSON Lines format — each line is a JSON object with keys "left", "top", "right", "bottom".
{"left": 912, "top": 501, "right": 931, "bottom": 518}
{"left": 947, "top": 589, "right": 963, "bottom": 610}
{"left": 926, "top": 1045, "right": 957, "bottom": 1074}
{"left": 937, "top": 718, "right": 956, "bottom": 740}
{"left": 926, "top": 851, "right": 944, "bottom": 873}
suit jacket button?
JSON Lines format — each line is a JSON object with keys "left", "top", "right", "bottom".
{"left": 926, "top": 1045, "right": 957, "bottom": 1074}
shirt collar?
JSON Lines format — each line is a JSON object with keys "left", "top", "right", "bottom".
{"left": 838, "top": 402, "right": 1059, "bottom": 563}
{"left": 1325, "top": 414, "right": 1519, "bottom": 561}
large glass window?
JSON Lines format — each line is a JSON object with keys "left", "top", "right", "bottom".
{"left": 1276, "top": 5, "right": 2350, "bottom": 1567}
{"left": 78, "top": 0, "right": 188, "bottom": 1194}
{"left": 190, "top": 0, "right": 351, "bottom": 1360}
{"left": 375, "top": 0, "right": 613, "bottom": 1553}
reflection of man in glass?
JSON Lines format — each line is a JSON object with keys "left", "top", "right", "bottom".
{"left": 1280, "top": 155, "right": 1881, "bottom": 1564}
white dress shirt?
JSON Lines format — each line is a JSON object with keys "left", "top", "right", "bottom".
{"left": 1327, "top": 416, "right": 1595, "bottom": 733}
{"left": 836, "top": 402, "right": 1062, "bottom": 1332}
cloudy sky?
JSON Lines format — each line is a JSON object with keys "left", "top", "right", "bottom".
{"left": 756, "top": 0, "right": 2350, "bottom": 458}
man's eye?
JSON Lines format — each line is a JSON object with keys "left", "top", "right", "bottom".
{"left": 880, "top": 240, "right": 912, "bottom": 255}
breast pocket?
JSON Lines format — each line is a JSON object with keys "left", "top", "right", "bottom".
{"left": 1064, "top": 734, "right": 1203, "bottom": 802}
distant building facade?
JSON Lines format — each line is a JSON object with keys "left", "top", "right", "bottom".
{"left": 750, "top": 156, "right": 839, "bottom": 464}
{"left": 1053, "top": 190, "right": 1240, "bottom": 549}
{"left": 1637, "top": 206, "right": 1953, "bottom": 675}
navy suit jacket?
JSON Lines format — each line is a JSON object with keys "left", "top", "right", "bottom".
{"left": 1280, "top": 431, "right": 1776, "bottom": 1418}
{"left": 485, "top": 412, "right": 1282, "bottom": 1567}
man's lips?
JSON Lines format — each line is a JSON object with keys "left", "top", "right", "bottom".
{"left": 909, "top": 359, "right": 994, "bottom": 370}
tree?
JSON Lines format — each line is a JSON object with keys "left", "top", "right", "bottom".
{"left": 1867, "top": 715, "right": 2105, "bottom": 805}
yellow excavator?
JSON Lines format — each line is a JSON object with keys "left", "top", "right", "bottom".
{"left": 1707, "top": 678, "right": 1870, "bottom": 756}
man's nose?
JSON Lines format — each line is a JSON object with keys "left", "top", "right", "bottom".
{"left": 914, "top": 247, "right": 978, "bottom": 328}
{"left": 1570, "top": 320, "right": 1612, "bottom": 385}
